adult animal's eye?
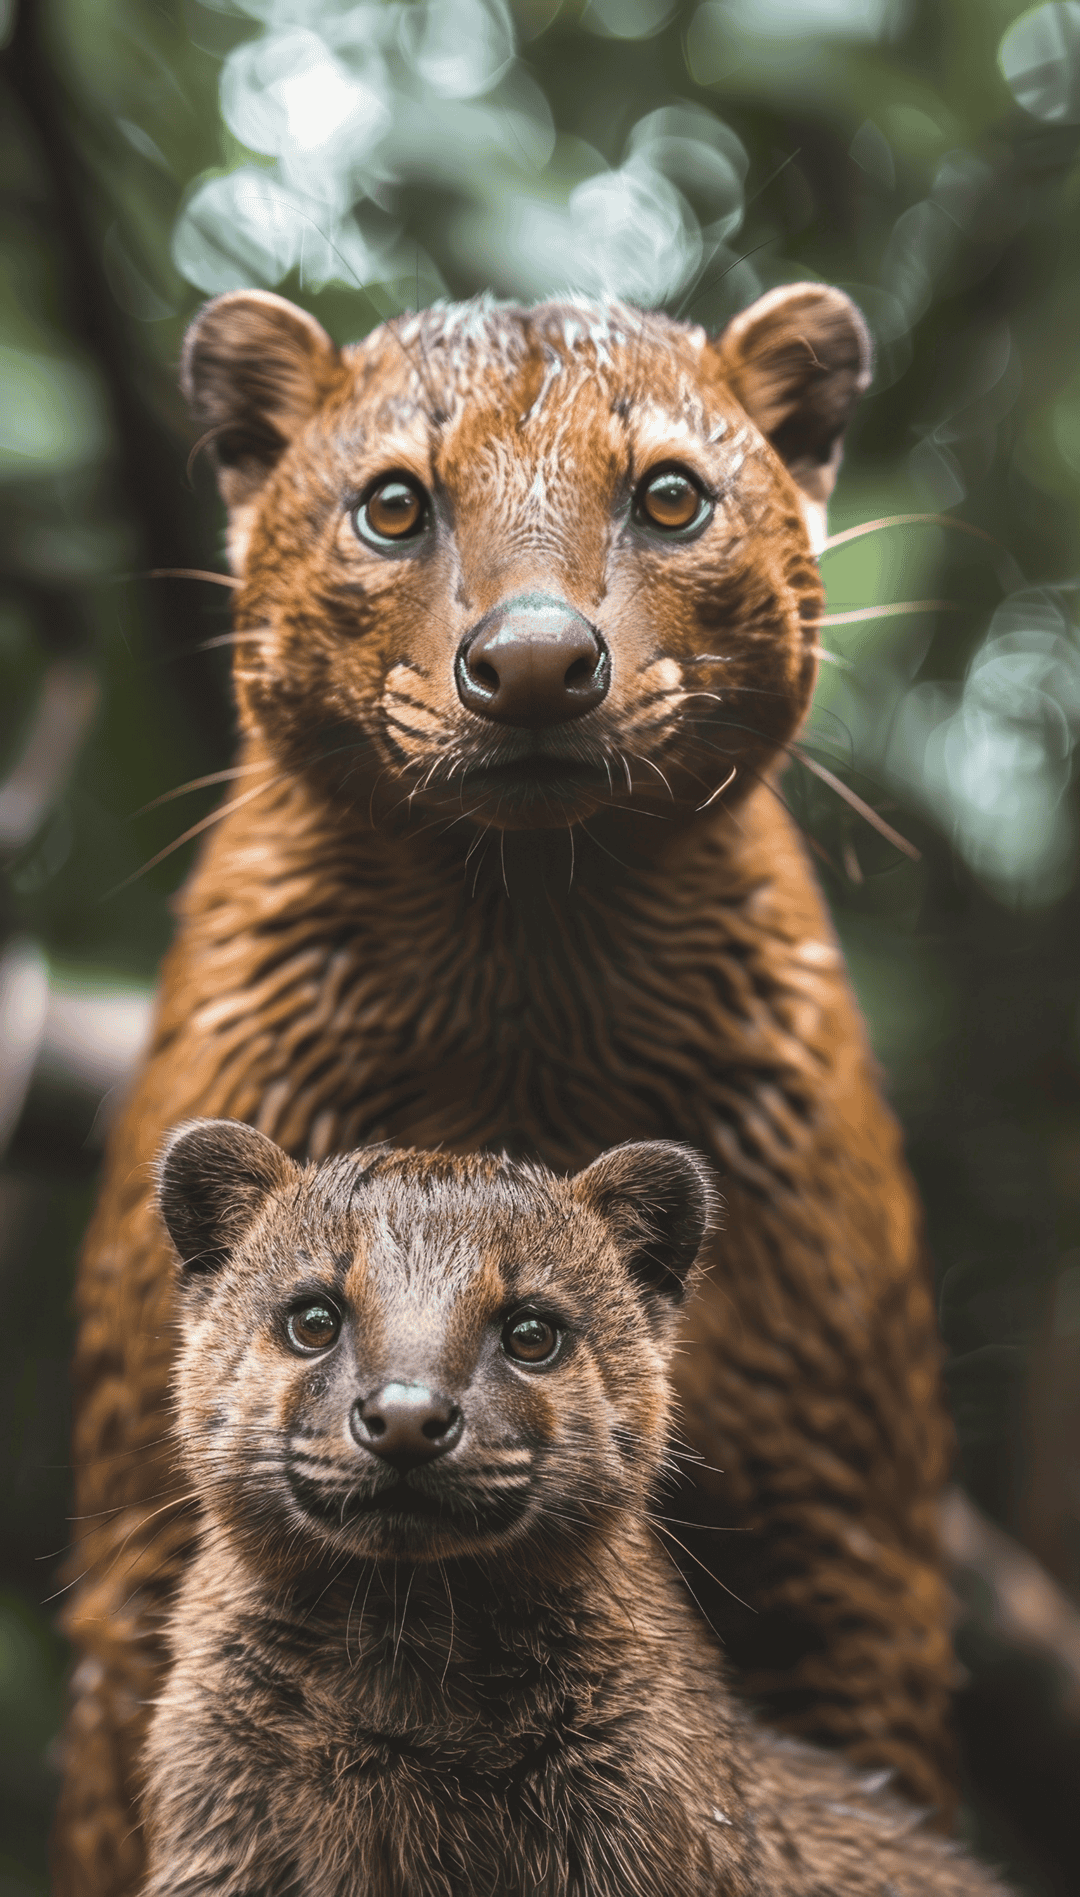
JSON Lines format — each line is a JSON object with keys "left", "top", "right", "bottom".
{"left": 503, "top": 1312, "right": 561, "bottom": 1366}
{"left": 286, "top": 1300, "right": 341, "bottom": 1353}
{"left": 636, "top": 467, "right": 710, "bottom": 535}
{"left": 353, "top": 477, "right": 428, "bottom": 548}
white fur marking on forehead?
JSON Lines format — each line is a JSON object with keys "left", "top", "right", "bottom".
{"left": 519, "top": 349, "right": 564, "bottom": 428}
{"left": 375, "top": 297, "right": 722, "bottom": 461}
{"left": 633, "top": 402, "right": 704, "bottom": 446}
{"left": 428, "top": 292, "right": 502, "bottom": 346}
{"left": 553, "top": 312, "right": 619, "bottom": 372}
{"left": 543, "top": 294, "right": 646, "bottom": 358}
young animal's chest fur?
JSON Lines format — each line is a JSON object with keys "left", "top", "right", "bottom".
{"left": 166, "top": 1571, "right": 727, "bottom": 1897}
{"left": 174, "top": 1585, "right": 725, "bottom": 1897}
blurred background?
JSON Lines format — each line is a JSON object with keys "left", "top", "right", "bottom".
{"left": 4, "top": 0, "right": 1080, "bottom": 1888}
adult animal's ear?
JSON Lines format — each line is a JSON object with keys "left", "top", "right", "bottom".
{"left": 181, "top": 290, "right": 341, "bottom": 513}
{"left": 157, "top": 1118, "right": 299, "bottom": 1279}
{"left": 713, "top": 284, "right": 872, "bottom": 542}
{"left": 573, "top": 1141, "right": 716, "bottom": 1305}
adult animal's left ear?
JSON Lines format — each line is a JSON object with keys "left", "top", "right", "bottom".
{"left": 573, "top": 1141, "right": 717, "bottom": 1306}
{"left": 712, "top": 284, "right": 873, "bottom": 547}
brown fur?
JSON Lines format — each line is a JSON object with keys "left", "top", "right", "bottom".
{"left": 141, "top": 1126, "right": 999, "bottom": 1897}
{"left": 57, "top": 290, "right": 954, "bottom": 1894}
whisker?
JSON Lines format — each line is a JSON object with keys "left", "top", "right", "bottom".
{"left": 41, "top": 1491, "right": 202, "bottom": 1604}
{"left": 649, "top": 1518, "right": 756, "bottom": 1615}
{"left": 820, "top": 513, "right": 997, "bottom": 554}
{"left": 696, "top": 765, "right": 737, "bottom": 812}
{"left": 625, "top": 750, "right": 674, "bottom": 800}
{"left": 130, "top": 758, "right": 277, "bottom": 818}
{"left": 190, "top": 632, "right": 268, "bottom": 652}
{"left": 680, "top": 709, "right": 922, "bottom": 863}
{"left": 437, "top": 1558, "right": 456, "bottom": 1688}
{"left": 791, "top": 747, "right": 921, "bottom": 862}
{"left": 148, "top": 567, "right": 241, "bottom": 589}
{"left": 346, "top": 1559, "right": 375, "bottom": 1665}
{"left": 678, "top": 236, "right": 776, "bottom": 325}
{"left": 646, "top": 1513, "right": 746, "bottom": 1534}
{"left": 392, "top": 1561, "right": 415, "bottom": 1673}
{"left": 102, "top": 772, "right": 290, "bottom": 898}
{"left": 186, "top": 424, "right": 231, "bottom": 483}
{"left": 812, "top": 599, "right": 961, "bottom": 628}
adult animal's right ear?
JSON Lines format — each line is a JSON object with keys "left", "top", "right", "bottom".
{"left": 712, "top": 283, "right": 872, "bottom": 549}
{"left": 156, "top": 1118, "right": 298, "bottom": 1279}
{"left": 181, "top": 290, "right": 341, "bottom": 514}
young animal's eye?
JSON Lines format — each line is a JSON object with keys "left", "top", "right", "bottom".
{"left": 636, "top": 467, "right": 710, "bottom": 535}
{"left": 353, "top": 477, "right": 428, "bottom": 547}
{"left": 286, "top": 1300, "right": 341, "bottom": 1353}
{"left": 503, "top": 1313, "right": 561, "bottom": 1366}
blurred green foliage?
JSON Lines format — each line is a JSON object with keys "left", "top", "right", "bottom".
{"left": 5, "top": 0, "right": 1080, "bottom": 1889}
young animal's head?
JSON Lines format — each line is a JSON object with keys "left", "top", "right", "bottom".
{"left": 156, "top": 1121, "right": 714, "bottom": 1572}
{"left": 184, "top": 287, "right": 870, "bottom": 828}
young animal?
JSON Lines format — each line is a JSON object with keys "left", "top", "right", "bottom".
{"left": 58, "top": 287, "right": 954, "bottom": 1894}
{"left": 142, "top": 1122, "right": 1000, "bottom": 1897}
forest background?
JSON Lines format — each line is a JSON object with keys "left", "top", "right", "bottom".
{"left": 4, "top": 0, "right": 1080, "bottom": 1891}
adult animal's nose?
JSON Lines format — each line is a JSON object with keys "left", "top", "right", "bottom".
{"left": 351, "top": 1383, "right": 463, "bottom": 1468}
{"left": 456, "top": 592, "right": 609, "bottom": 727}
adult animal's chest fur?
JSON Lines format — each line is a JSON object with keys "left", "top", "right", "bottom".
{"left": 159, "top": 763, "right": 836, "bottom": 1191}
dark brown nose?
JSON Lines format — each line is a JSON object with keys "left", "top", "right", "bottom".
{"left": 456, "top": 592, "right": 609, "bottom": 727}
{"left": 351, "top": 1383, "right": 463, "bottom": 1468}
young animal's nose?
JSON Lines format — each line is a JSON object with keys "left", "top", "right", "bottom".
{"left": 456, "top": 593, "right": 609, "bottom": 727}
{"left": 350, "top": 1383, "right": 463, "bottom": 1467}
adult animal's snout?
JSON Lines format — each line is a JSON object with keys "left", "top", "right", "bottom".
{"left": 456, "top": 593, "right": 609, "bottom": 727}
{"left": 351, "top": 1383, "right": 463, "bottom": 1468}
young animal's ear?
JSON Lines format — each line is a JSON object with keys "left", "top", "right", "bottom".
{"left": 573, "top": 1141, "right": 716, "bottom": 1305}
{"left": 712, "top": 284, "right": 872, "bottom": 539}
{"left": 181, "top": 290, "right": 341, "bottom": 513}
{"left": 157, "top": 1118, "right": 299, "bottom": 1279}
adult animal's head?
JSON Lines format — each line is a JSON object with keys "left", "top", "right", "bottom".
{"left": 183, "top": 288, "right": 870, "bottom": 830}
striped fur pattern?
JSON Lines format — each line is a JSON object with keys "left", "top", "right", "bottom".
{"left": 139, "top": 1131, "right": 1004, "bottom": 1897}
{"left": 57, "top": 289, "right": 953, "bottom": 1895}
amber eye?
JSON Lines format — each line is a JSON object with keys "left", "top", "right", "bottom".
{"left": 637, "top": 468, "right": 708, "bottom": 533}
{"left": 354, "top": 477, "right": 428, "bottom": 547}
{"left": 503, "top": 1313, "right": 561, "bottom": 1366}
{"left": 286, "top": 1300, "right": 341, "bottom": 1353}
